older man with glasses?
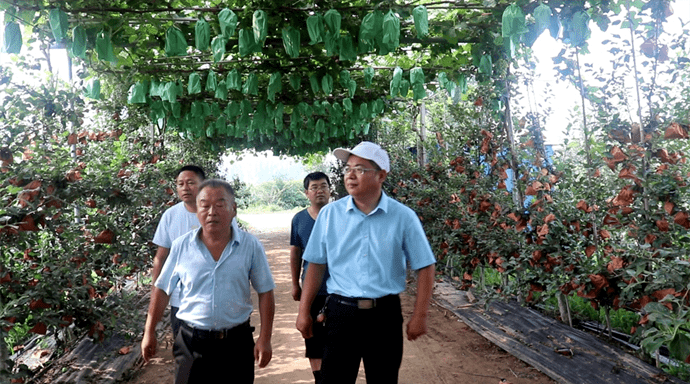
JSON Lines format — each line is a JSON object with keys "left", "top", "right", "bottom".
{"left": 296, "top": 141, "right": 436, "bottom": 384}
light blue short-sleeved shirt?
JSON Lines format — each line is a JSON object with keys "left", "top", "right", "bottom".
{"left": 302, "top": 192, "right": 436, "bottom": 299}
{"left": 155, "top": 219, "right": 275, "bottom": 330}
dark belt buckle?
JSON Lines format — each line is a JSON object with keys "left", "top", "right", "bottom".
{"left": 214, "top": 330, "right": 227, "bottom": 340}
{"left": 357, "top": 299, "right": 375, "bottom": 309}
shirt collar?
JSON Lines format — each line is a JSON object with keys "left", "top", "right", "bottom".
{"left": 345, "top": 191, "right": 389, "bottom": 215}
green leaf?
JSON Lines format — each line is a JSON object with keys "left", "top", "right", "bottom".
{"left": 71, "top": 26, "right": 86, "bottom": 58}
{"left": 195, "top": 19, "right": 210, "bottom": 51}
{"left": 165, "top": 26, "right": 187, "bottom": 57}
{"left": 3, "top": 21, "right": 22, "bottom": 54}
{"left": 49, "top": 8, "right": 68, "bottom": 43}
{"left": 412, "top": 6, "right": 429, "bottom": 38}
{"left": 218, "top": 8, "right": 238, "bottom": 39}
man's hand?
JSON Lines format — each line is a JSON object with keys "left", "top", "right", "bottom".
{"left": 254, "top": 336, "right": 272, "bottom": 368}
{"left": 291, "top": 284, "right": 302, "bottom": 301}
{"left": 141, "top": 331, "right": 158, "bottom": 362}
{"left": 296, "top": 312, "right": 313, "bottom": 339}
{"left": 406, "top": 314, "right": 428, "bottom": 341}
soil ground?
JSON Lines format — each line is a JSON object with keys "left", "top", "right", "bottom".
{"left": 125, "top": 212, "right": 556, "bottom": 384}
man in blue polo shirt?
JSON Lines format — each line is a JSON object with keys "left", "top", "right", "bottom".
{"left": 142, "top": 179, "right": 275, "bottom": 384}
{"left": 290, "top": 171, "right": 332, "bottom": 384}
{"left": 296, "top": 141, "right": 436, "bottom": 384}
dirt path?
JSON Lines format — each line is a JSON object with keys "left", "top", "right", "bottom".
{"left": 126, "top": 212, "right": 556, "bottom": 384}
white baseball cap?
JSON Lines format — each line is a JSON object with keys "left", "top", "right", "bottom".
{"left": 333, "top": 141, "right": 390, "bottom": 173}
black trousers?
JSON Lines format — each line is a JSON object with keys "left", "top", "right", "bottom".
{"left": 321, "top": 295, "right": 403, "bottom": 384}
{"left": 173, "top": 321, "right": 255, "bottom": 384}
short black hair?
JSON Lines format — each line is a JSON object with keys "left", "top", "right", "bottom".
{"left": 198, "top": 179, "right": 235, "bottom": 199}
{"left": 175, "top": 165, "right": 206, "bottom": 180}
{"left": 303, "top": 172, "right": 331, "bottom": 190}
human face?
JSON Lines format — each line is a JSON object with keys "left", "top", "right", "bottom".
{"left": 196, "top": 187, "right": 236, "bottom": 236}
{"left": 305, "top": 178, "right": 330, "bottom": 208}
{"left": 176, "top": 170, "right": 203, "bottom": 206}
{"left": 344, "top": 155, "right": 385, "bottom": 200}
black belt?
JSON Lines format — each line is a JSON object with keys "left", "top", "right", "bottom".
{"left": 330, "top": 294, "right": 399, "bottom": 310}
{"left": 181, "top": 320, "right": 251, "bottom": 340}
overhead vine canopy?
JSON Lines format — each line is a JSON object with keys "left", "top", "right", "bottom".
{"left": 1, "top": 0, "right": 642, "bottom": 155}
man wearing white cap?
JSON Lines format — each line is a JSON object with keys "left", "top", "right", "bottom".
{"left": 296, "top": 141, "right": 436, "bottom": 384}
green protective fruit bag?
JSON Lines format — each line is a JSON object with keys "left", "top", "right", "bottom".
{"left": 150, "top": 79, "right": 163, "bottom": 97}
{"left": 215, "top": 80, "right": 227, "bottom": 100}
{"left": 127, "top": 82, "right": 147, "bottom": 104}
{"left": 96, "top": 30, "right": 116, "bottom": 63}
{"left": 359, "top": 11, "right": 380, "bottom": 41}
{"left": 274, "top": 103, "right": 284, "bottom": 132}
{"left": 297, "top": 101, "right": 312, "bottom": 117}
{"left": 195, "top": 19, "right": 210, "bottom": 51}
{"left": 359, "top": 102, "right": 369, "bottom": 120}
{"left": 309, "top": 74, "right": 320, "bottom": 94}
{"left": 412, "top": 5, "right": 428, "bottom": 38}
{"left": 324, "top": 9, "right": 341, "bottom": 36}
{"left": 289, "top": 73, "right": 301, "bottom": 91}
{"left": 343, "top": 98, "right": 353, "bottom": 113}
{"left": 364, "top": 67, "right": 374, "bottom": 87}
{"left": 225, "top": 101, "right": 240, "bottom": 118}
{"left": 282, "top": 26, "right": 301, "bottom": 58}
{"left": 84, "top": 78, "right": 101, "bottom": 99}
{"left": 4, "top": 22, "right": 21, "bottom": 54}
{"left": 331, "top": 103, "right": 342, "bottom": 124}
{"left": 399, "top": 79, "right": 410, "bottom": 97}
{"left": 253, "top": 10, "right": 268, "bottom": 46}
{"left": 239, "top": 28, "right": 257, "bottom": 57}
{"left": 253, "top": 101, "right": 268, "bottom": 133}
{"left": 227, "top": 69, "right": 241, "bottom": 91}
{"left": 243, "top": 72, "right": 258, "bottom": 95}
{"left": 321, "top": 74, "right": 333, "bottom": 95}
{"left": 71, "top": 26, "right": 86, "bottom": 58}
{"left": 188, "top": 72, "right": 202, "bottom": 94}
{"left": 211, "top": 35, "right": 226, "bottom": 62}
{"left": 413, "top": 82, "right": 425, "bottom": 101}
{"left": 501, "top": 4, "right": 528, "bottom": 38}
{"left": 315, "top": 118, "right": 325, "bottom": 133}
{"left": 410, "top": 67, "right": 424, "bottom": 85}
{"left": 171, "top": 101, "right": 181, "bottom": 118}
{"left": 216, "top": 115, "right": 227, "bottom": 135}
{"left": 190, "top": 101, "right": 202, "bottom": 117}
{"left": 165, "top": 26, "right": 187, "bottom": 56}
{"left": 373, "top": 98, "right": 384, "bottom": 115}
{"left": 381, "top": 11, "right": 400, "bottom": 52}
{"left": 306, "top": 14, "right": 323, "bottom": 45}
{"left": 389, "top": 66, "right": 402, "bottom": 96}
{"left": 339, "top": 33, "right": 357, "bottom": 62}
{"left": 49, "top": 8, "right": 68, "bottom": 43}
{"left": 205, "top": 70, "right": 217, "bottom": 92}
{"left": 267, "top": 72, "right": 282, "bottom": 103}
{"left": 324, "top": 32, "right": 338, "bottom": 56}
{"left": 437, "top": 72, "right": 448, "bottom": 89}
{"left": 339, "top": 70, "right": 350, "bottom": 88}
{"left": 218, "top": 8, "right": 238, "bottom": 38}
{"left": 348, "top": 79, "right": 357, "bottom": 98}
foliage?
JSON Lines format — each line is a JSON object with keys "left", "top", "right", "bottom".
{"left": 0, "top": 53, "right": 224, "bottom": 379}
{"left": 243, "top": 178, "right": 308, "bottom": 211}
